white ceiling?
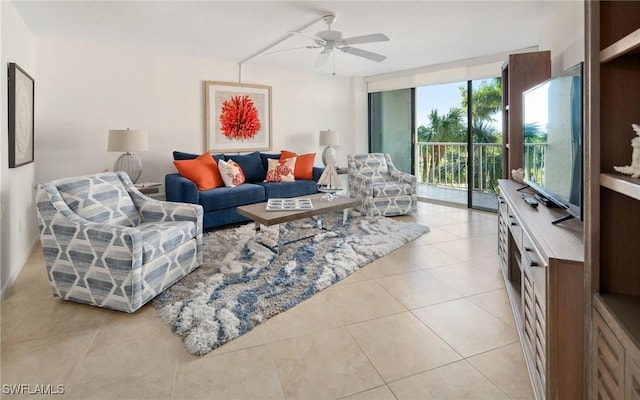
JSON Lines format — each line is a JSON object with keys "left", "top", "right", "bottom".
{"left": 12, "top": 0, "right": 562, "bottom": 78}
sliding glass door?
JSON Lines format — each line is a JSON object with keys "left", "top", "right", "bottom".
{"left": 470, "top": 78, "right": 502, "bottom": 210}
{"left": 370, "top": 77, "right": 502, "bottom": 211}
{"left": 416, "top": 81, "right": 469, "bottom": 206}
{"left": 369, "top": 89, "right": 413, "bottom": 173}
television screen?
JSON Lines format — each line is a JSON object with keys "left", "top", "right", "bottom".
{"left": 522, "top": 62, "right": 583, "bottom": 220}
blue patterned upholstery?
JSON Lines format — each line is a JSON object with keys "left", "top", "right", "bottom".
{"left": 36, "top": 172, "right": 203, "bottom": 313}
{"left": 348, "top": 153, "right": 417, "bottom": 217}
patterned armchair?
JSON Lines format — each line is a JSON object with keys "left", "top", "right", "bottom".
{"left": 347, "top": 153, "right": 417, "bottom": 217}
{"left": 35, "top": 172, "right": 203, "bottom": 313}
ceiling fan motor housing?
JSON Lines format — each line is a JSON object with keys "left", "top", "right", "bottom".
{"left": 316, "top": 30, "right": 343, "bottom": 43}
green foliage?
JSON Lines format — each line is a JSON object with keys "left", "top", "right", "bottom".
{"left": 418, "top": 108, "right": 466, "bottom": 143}
{"left": 460, "top": 77, "right": 502, "bottom": 122}
{"left": 524, "top": 122, "right": 547, "bottom": 143}
{"left": 416, "top": 77, "right": 504, "bottom": 193}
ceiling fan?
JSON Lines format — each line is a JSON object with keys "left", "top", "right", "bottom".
{"left": 266, "top": 13, "right": 390, "bottom": 69}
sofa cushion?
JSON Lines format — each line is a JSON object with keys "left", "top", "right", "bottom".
{"left": 137, "top": 221, "right": 196, "bottom": 263}
{"left": 372, "top": 181, "right": 413, "bottom": 197}
{"left": 265, "top": 157, "right": 296, "bottom": 182}
{"left": 226, "top": 152, "right": 265, "bottom": 183}
{"left": 198, "top": 184, "right": 265, "bottom": 212}
{"left": 351, "top": 153, "right": 390, "bottom": 182}
{"left": 173, "top": 152, "right": 224, "bottom": 191}
{"left": 256, "top": 180, "right": 318, "bottom": 199}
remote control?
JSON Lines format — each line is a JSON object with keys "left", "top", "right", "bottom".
{"left": 523, "top": 196, "right": 539, "bottom": 208}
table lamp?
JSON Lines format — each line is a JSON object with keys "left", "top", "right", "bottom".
{"left": 107, "top": 128, "right": 148, "bottom": 183}
{"left": 319, "top": 129, "right": 339, "bottom": 167}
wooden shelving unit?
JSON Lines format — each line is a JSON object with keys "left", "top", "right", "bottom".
{"left": 501, "top": 51, "right": 551, "bottom": 178}
{"left": 586, "top": 1, "right": 640, "bottom": 399}
{"left": 600, "top": 173, "right": 640, "bottom": 200}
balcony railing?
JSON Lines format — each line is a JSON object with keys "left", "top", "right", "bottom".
{"left": 415, "top": 142, "right": 547, "bottom": 194}
{"left": 416, "top": 142, "right": 502, "bottom": 193}
{"left": 524, "top": 142, "right": 547, "bottom": 186}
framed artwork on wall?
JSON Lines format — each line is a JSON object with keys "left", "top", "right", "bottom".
{"left": 205, "top": 81, "right": 272, "bottom": 153}
{"left": 8, "top": 62, "right": 35, "bottom": 168}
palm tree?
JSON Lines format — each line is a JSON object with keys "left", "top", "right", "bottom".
{"left": 416, "top": 78, "right": 503, "bottom": 186}
{"left": 460, "top": 78, "right": 502, "bottom": 125}
{"left": 417, "top": 108, "right": 466, "bottom": 182}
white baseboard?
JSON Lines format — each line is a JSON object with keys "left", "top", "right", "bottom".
{"left": 0, "top": 235, "right": 40, "bottom": 301}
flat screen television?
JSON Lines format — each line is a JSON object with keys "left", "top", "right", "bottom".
{"left": 522, "top": 62, "right": 583, "bottom": 222}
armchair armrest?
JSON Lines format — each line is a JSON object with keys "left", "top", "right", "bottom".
{"left": 385, "top": 156, "right": 417, "bottom": 189}
{"left": 389, "top": 166, "right": 417, "bottom": 188}
{"left": 347, "top": 165, "right": 374, "bottom": 198}
{"left": 165, "top": 173, "right": 199, "bottom": 204}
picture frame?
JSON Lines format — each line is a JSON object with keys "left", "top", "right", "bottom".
{"left": 8, "top": 63, "right": 35, "bottom": 168}
{"left": 205, "top": 81, "right": 272, "bottom": 153}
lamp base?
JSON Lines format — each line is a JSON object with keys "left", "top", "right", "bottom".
{"left": 322, "top": 146, "right": 337, "bottom": 167}
{"left": 114, "top": 152, "right": 142, "bottom": 183}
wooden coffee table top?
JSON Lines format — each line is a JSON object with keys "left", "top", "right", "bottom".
{"left": 237, "top": 193, "right": 361, "bottom": 226}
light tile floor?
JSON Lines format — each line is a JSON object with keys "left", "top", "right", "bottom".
{"left": 0, "top": 201, "right": 534, "bottom": 399}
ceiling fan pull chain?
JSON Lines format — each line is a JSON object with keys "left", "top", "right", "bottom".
{"left": 333, "top": 51, "right": 336, "bottom": 76}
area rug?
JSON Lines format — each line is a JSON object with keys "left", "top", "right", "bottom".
{"left": 153, "top": 210, "right": 429, "bottom": 356}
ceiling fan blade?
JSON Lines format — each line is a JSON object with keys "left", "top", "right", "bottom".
{"left": 263, "top": 45, "right": 321, "bottom": 56}
{"left": 340, "top": 46, "right": 386, "bottom": 62}
{"left": 342, "top": 33, "right": 390, "bottom": 45}
{"left": 315, "top": 50, "right": 331, "bottom": 67}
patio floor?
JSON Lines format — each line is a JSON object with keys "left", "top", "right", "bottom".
{"left": 417, "top": 183, "right": 497, "bottom": 211}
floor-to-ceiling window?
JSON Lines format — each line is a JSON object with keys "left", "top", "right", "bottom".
{"left": 469, "top": 78, "right": 503, "bottom": 210}
{"left": 416, "top": 81, "right": 469, "bottom": 206}
{"left": 370, "top": 77, "right": 502, "bottom": 211}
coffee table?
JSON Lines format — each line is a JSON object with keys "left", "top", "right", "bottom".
{"left": 236, "top": 193, "right": 361, "bottom": 253}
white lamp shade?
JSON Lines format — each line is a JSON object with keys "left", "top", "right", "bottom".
{"left": 319, "top": 130, "right": 339, "bottom": 146}
{"left": 108, "top": 129, "right": 149, "bottom": 152}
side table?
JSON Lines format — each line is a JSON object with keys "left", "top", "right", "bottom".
{"left": 135, "top": 182, "right": 163, "bottom": 198}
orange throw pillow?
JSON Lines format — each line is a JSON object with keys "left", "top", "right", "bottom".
{"left": 173, "top": 152, "right": 224, "bottom": 191}
{"left": 281, "top": 150, "right": 316, "bottom": 180}
{"left": 265, "top": 157, "right": 296, "bottom": 182}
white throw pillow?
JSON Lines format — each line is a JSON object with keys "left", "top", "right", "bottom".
{"left": 265, "top": 157, "right": 296, "bottom": 182}
{"left": 218, "top": 159, "right": 246, "bottom": 187}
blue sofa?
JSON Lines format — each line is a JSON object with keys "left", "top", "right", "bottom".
{"left": 166, "top": 151, "right": 323, "bottom": 229}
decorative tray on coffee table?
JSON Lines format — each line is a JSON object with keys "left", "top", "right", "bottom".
{"left": 266, "top": 198, "right": 313, "bottom": 212}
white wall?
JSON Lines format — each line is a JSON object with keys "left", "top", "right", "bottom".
{"left": 35, "top": 38, "right": 355, "bottom": 183}
{"left": 1, "top": 1, "right": 39, "bottom": 298}
{"left": 539, "top": 1, "right": 585, "bottom": 74}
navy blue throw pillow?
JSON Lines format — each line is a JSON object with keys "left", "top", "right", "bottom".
{"left": 173, "top": 151, "right": 224, "bottom": 162}
{"left": 260, "top": 153, "right": 280, "bottom": 175}
{"left": 225, "top": 152, "right": 265, "bottom": 183}
{"left": 173, "top": 151, "right": 199, "bottom": 160}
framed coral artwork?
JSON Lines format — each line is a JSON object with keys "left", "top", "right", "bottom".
{"left": 205, "top": 81, "right": 272, "bottom": 153}
{"left": 8, "top": 63, "right": 35, "bottom": 168}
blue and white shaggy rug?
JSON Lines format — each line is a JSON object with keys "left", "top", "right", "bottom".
{"left": 153, "top": 211, "right": 429, "bottom": 356}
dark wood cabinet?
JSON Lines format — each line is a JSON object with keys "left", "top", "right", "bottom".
{"left": 585, "top": 1, "right": 640, "bottom": 398}
{"left": 498, "top": 180, "right": 584, "bottom": 400}
{"left": 501, "top": 51, "right": 551, "bottom": 178}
